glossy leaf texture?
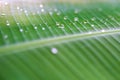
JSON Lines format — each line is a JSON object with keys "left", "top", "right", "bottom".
{"left": 0, "top": 0, "right": 120, "bottom": 80}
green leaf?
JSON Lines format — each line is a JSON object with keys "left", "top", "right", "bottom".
{"left": 0, "top": 0, "right": 120, "bottom": 80}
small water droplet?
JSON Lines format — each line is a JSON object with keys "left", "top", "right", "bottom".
{"left": 17, "top": 22, "right": 20, "bottom": 25}
{"left": 20, "top": 9, "right": 23, "bottom": 11}
{"left": 34, "top": 26, "right": 37, "bottom": 30}
{"left": 24, "top": 10, "right": 28, "bottom": 13}
{"left": 4, "top": 35, "right": 8, "bottom": 39}
{"left": 5, "top": 2, "right": 8, "bottom": 5}
{"left": 1, "top": 13, "right": 6, "bottom": 16}
{"left": 64, "top": 16, "right": 67, "bottom": 20}
{"left": 58, "top": 24, "right": 64, "bottom": 29}
{"left": 91, "top": 24, "right": 94, "bottom": 27}
{"left": 54, "top": 8, "right": 58, "bottom": 12}
{"left": 17, "top": 6, "right": 20, "bottom": 10}
{"left": 57, "top": 12, "right": 61, "bottom": 15}
{"left": 49, "top": 11, "right": 53, "bottom": 15}
{"left": 88, "top": 32, "right": 92, "bottom": 34}
{"left": 42, "top": 27, "right": 45, "bottom": 30}
{"left": 20, "top": 29, "right": 23, "bottom": 32}
{"left": 74, "top": 17, "right": 79, "bottom": 22}
{"left": 91, "top": 18, "right": 96, "bottom": 21}
{"left": 56, "top": 22, "right": 60, "bottom": 26}
{"left": 84, "top": 21, "right": 87, "bottom": 24}
{"left": 6, "top": 23, "right": 10, "bottom": 26}
{"left": 51, "top": 48, "right": 58, "bottom": 54}
{"left": 74, "top": 9, "right": 79, "bottom": 14}
{"left": 41, "top": 9, "right": 44, "bottom": 12}
{"left": 6, "top": 20, "right": 10, "bottom": 26}
{"left": 39, "top": 4, "right": 43, "bottom": 8}
{"left": 101, "top": 30, "right": 105, "bottom": 32}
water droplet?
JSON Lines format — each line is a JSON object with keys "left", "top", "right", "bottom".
{"left": 34, "top": 26, "right": 37, "bottom": 30}
{"left": 88, "top": 32, "right": 92, "bottom": 34}
{"left": 91, "top": 18, "right": 96, "bottom": 21}
{"left": 6, "top": 20, "right": 10, "bottom": 26}
{"left": 1, "top": 13, "right": 6, "bottom": 16}
{"left": 17, "top": 6, "right": 20, "bottom": 10}
{"left": 74, "top": 17, "right": 79, "bottom": 22}
{"left": 6, "top": 23, "right": 10, "bottom": 26}
{"left": 56, "top": 22, "right": 60, "bottom": 26}
{"left": 51, "top": 48, "right": 58, "bottom": 54}
{"left": 42, "top": 27, "right": 45, "bottom": 30}
{"left": 74, "top": 9, "right": 79, "bottom": 14}
{"left": 57, "top": 12, "right": 61, "bottom": 15}
{"left": 58, "top": 24, "right": 64, "bottom": 29}
{"left": 20, "top": 29, "right": 23, "bottom": 32}
{"left": 91, "top": 24, "right": 94, "bottom": 27}
{"left": 64, "top": 16, "right": 67, "bottom": 20}
{"left": 24, "top": 10, "right": 28, "bottom": 13}
{"left": 49, "top": 11, "right": 53, "bottom": 15}
{"left": 41, "top": 9, "right": 44, "bottom": 12}
{"left": 84, "top": 21, "right": 87, "bottom": 24}
{"left": 4, "top": 35, "right": 8, "bottom": 39}
{"left": 40, "top": 4, "right": 43, "bottom": 8}
{"left": 5, "top": 2, "right": 8, "bottom": 5}
{"left": 101, "top": 30, "right": 105, "bottom": 32}
{"left": 17, "top": 22, "right": 20, "bottom": 25}
{"left": 20, "top": 9, "right": 23, "bottom": 11}
{"left": 54, "top": 8, "right": 58, "bottom": 12}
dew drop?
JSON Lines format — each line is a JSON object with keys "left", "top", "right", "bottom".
{"left": 4, "top": 35, "right": 8, "bottom": 39}
{"left": 74, "top": 17, "right": 79, "bottom": 22}
{"left": 74, "top": 9, "right": 79, "bottom": 14}
{"left": 42, "top": 27, "right": 45, "bottom": 30}
{"left": 56, "top": 22, "right": 60, "bottom": 26}
{"left": 17, "top": 6, "right": 20, "bottom": 10}
{"left": 64, "top": 16, "right": 67, "bottom": 20}
{"left": 24, "top": 10, "right": 28, "bottom": 13}
{"left": 57, "top": 12, "right": 61, "bottom": 15}
{"left": 58, "top": 24, "right": 64, "bottom": 29}
{"left": 51, "top": 48, "right": 58, "bottom": 54}
{"left": 41, "top": 9, "right": 44, "bottom": 12}
{"left": 6, "top": 23, "right": 10, "bottom": 26}
{"left": 101, "top": 30, "right": 105, "bottom": 32}
{"left": 34, "top": 26, "right": 37, "bottom": 30}
{"left": 39, "top": 4, "right": 43, "bottom": 8}
{"left": 91, "top": 24, "right": 94, "bottom": 27}
{"left": 20, "top": 9, "right": 23, "bottom": 11}
{"left": 1, "top": 13, "right": 6, "bottom": 16}
{"left": 49, "top": 11, "right": 53, "bottom": 15}
{"left": 6, "top": 20, "right": 10, "bottom": 26}
{"left": 88, "top": 32, "right": 92, "bottom": 34}
{"left": 91, "top": 18, "right": 96, "bottom": 21}
{"left": 84, "top": 21, "right": 87, "bottom": 24}
{"left": 20, "top": 29, "right": 23, "bottom": 32}
{"left": 5, "top": 2, "right": 8, "bottom": 5}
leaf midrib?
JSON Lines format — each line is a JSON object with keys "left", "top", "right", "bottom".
{"left": 0, "top": 29, "right": 120, "bottom": 55}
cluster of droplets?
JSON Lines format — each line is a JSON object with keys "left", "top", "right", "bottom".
{"left": 1, "top": 1, "right": 118, "bottom": 46}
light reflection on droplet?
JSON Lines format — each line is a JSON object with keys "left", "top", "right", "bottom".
{"left": 51, "top": 48, "right": 58, "bottom": 54}
{"left": 20, "top": 29, "right": 23, "bottom": 32}
{"left": 5, "top": 2, "right": 8, "bottom": 5}
{"left": 64, "top": 16, "right": 67, "bottom": 20}
{"left": 34, "top": 26, "right": 37, "bottom": 30}
{"left": 74, "top": 17, "right": 79, "bottom": 22}
{"left": 42, "top": 27, "right": 45, "bottom": 30}
{"left": 91, "top": 24, "right": 94, "bottom": 27}
{"left": 4, "top": 35, "right": 8, "bottom": 39}
{"left": 41, "top": 9, "right": 44, "bottom": 12}
{"left": 40, "top": 4, "right": 43, "bottom": 8}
